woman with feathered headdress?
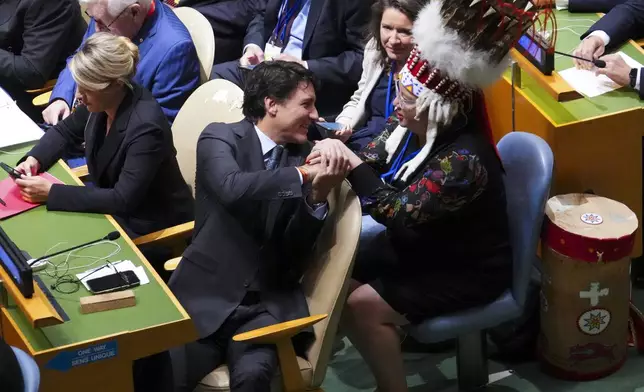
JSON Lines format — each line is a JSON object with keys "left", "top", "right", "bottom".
{"left": 307, "top": 0, "right": 552, "bottom": 389}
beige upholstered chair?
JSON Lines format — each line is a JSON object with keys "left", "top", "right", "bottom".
{"left": 195, "top": 180, "right": 361, "bottom": 392}
{"left": 173, "top": 7, "right": 215, "bottom": 84}
{"left": 132, "top": 79, "right": 244, "bottom": 251}
{"left": 80, "top": 2, "right": 90, "bottom": 23}
{"left": 171, "top": 78, "right": 244, "bottom": 195}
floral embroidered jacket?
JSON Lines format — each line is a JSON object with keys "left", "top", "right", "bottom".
{"left": 347, "top": 119, "right": 512, "bottom": 271}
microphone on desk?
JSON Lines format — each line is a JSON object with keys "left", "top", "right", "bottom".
{"left": 554, "top": 50, "right": 606, "bottom": 68}
{"left": 28, "top": 231, "right": 121, "bottom": 269}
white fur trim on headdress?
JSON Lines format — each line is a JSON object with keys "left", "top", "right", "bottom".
{"left": 412, "top": 0, "right": 510, "bottom": 89}
{"left": 385, "top": 90, "right": 462, "bottom": 182}
{"left": 385, "top": 125, "right": 408, "bottom": 164}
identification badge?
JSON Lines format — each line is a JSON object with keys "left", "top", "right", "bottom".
{"left": 264, "top": 39, "right": 283, "bottom": 62}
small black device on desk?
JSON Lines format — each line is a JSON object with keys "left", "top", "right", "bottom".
{"left": 0, "top": 162, "right": 21, "bottom": 179}
{"left": 87, "top": 269, "right": 140, "bottom": 294}
{"left": 515, "top": 32, "right": 555, "bottom": 75}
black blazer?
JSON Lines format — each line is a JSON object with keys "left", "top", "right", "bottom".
{"left": 25, "top": 84, "right": 194, "bottom": 237}
{"left": 169, "top": 119, "right": 324, "bottom": 346}
{"left": 582, "top": 0, "right": 644, "bottom": 47}
{"left": 244, "top": 0, "right": 371, "bottom": 117}
{"left": 0, "top": 0, "right": 85, "bottom": 117}
{"left": 0, "top": 338, "right": 22, "bottom": 392}
{"left": 180, "top": 0, "right": 267, "bottom": 64}
{"left": 569, "top": 0, "right": 626, "bottom": 12}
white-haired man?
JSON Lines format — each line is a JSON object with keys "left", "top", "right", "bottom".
{"left": 42, "top": 0, "right": 200, "bottom": 125}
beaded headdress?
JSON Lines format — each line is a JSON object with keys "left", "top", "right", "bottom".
{"left": 387, "top": 0, "right": 556, "bottom": 181}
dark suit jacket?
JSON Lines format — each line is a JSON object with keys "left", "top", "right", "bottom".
{"left": 0, "top": 338, "right": 22, "bottom": 392}
{"left": 569, "top": 0, "right": 626, "bottom": 12}
{"left": 25, "top": 84, "right": 194, "bottom": 237}
{"left": 581, "top": 0, "right": 644, "bottom": 47}
{"left": 180, "top": 0, "right": 267, "bottom": 64}
{"left": 245, "top": 0, "right": 371, "bottom": 117}
{"left": 169, "top": 119, "right": 324, "bottom": 347}
{"left": 0, "top": 0, "right": 85, "bottom": 118}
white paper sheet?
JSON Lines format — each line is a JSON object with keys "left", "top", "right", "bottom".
{"left": 0, "top": 88, "right": 14, "bottom": 108}
{"left": 0, "top": 88, "right": 44, "bottom": 148}
{"left": 558, "top": 52, "right": 644, "bottom": 98}
{"left": 76, "top": 260, "right": 150, "bottom": 291}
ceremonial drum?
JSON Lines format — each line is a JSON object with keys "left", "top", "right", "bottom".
{"left": 539, "top": 193, "right": 638, "bottom": 380}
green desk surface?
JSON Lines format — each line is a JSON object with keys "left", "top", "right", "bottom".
{"left": 0, "top": 144, "right": 184, "bottom": 352}
{"left": 512, "top": 11, "right": 644, "bottom": 125}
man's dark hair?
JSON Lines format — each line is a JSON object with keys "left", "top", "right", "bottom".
{"left": 242, "top": 61, "right": 317, "bottom": 122}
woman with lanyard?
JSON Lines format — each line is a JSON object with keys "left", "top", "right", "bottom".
{"left": 333, "top": 0, "right": 422, "bottom": 152}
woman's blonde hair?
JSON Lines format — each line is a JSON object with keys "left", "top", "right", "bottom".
{"left": 70, "top": 32, "right": 139, "bottom": 92}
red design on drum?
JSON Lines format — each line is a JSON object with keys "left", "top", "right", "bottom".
{"left": 568, "top": 342, "right": 616, "bottom": 365}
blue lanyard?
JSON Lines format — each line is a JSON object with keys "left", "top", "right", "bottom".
{"left": 380, "top": 132, "right": 420, "bottom": 184}
{"left": 384, "top": 62, "right": 395, "bottom": 119}
{"left": 273, "top": 0, "right": 303, "bottom": 43}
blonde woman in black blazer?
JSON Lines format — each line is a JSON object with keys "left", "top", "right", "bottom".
{"left": 15, "top": 32, "right": 193, "bottom": 238}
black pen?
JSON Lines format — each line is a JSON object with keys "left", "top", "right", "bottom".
{"left": 0, "top": 197, "right": 7, "bottom": 207}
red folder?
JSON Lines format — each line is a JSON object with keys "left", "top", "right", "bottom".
{"left": 0, "top": 173, "right": 63, "bottom": 219}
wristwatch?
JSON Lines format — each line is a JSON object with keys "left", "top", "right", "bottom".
{"left": 629, "top": 68, "right": 639, "bottom": 88}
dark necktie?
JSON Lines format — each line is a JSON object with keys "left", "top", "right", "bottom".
{"left": 266, "top": 145, "right": 284, "bottom": 170}
{"left": 279, "top": 0, "right": 301, "bottom": 46}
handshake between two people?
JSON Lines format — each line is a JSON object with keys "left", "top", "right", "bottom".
{"left": 298, "top": 139, "right": 363, "bottom": 205}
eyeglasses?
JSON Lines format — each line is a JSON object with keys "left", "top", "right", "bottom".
{"left": 85, "top": 2, "right": 135, "bottom": 32}
{"left": 395, "top": 80, "right": 417, "bottom": 108}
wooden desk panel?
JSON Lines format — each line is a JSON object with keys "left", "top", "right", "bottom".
{"left": 0, "top": 147, "right": 197, "bottom": 391}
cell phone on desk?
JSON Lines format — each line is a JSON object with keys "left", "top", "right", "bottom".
{"left": 0, "top": 162, "right": 22, "bottom": 179}
{"left": 87, "top": 270, "right": 140, "bottom": 294}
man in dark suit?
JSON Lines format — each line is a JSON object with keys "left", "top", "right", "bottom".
{"left": 211, "top": 0, "right": 371, "bottom": 118}
{"left": 0, "top": 0, "right": 86, "bottom": 121}
{"left": 169, "top": 61, "right": 348, "bottom": 391}
{"left": 574, "top": 0, "right": 644, "bottom": 71}
{"left": 175, "top": 0, "right": 267, "bottom": 64}
{"left": 535, "top": 0, "right": 625, "bottom": 12}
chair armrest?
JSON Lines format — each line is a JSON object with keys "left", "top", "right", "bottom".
{"left": 32, "top": 91, "right": 52, "bottom": 107}
{"left": 132, "top": 221, "right": 195, "bottom": 247}
{"left": 233, "top": 314, "right": 327, "bottom": 344}
{"left": 25, "top": 79, "right": 57, "bottom": 95}
{"left": 71, "top": 165, "right": 89, "bottom": 178}
{"left": 233, "top": 314, "right": 327, "bottom": 391}
{"left": 164, "top": 257, "right": 182, "bottom": 271}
